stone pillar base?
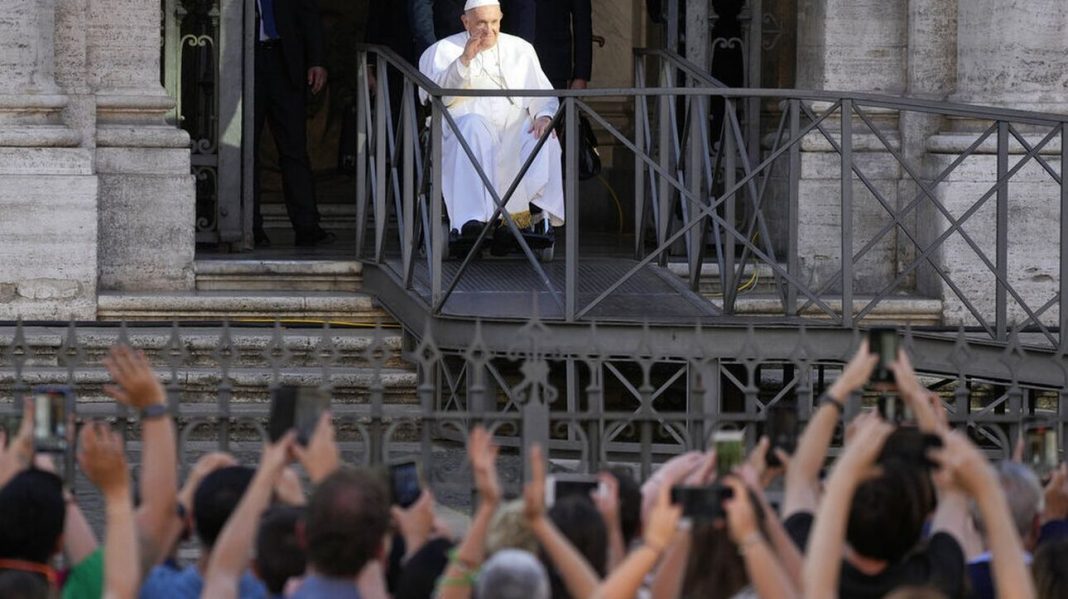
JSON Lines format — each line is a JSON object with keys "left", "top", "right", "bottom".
{"left": 0, "top": 149, "right": 98, "bottom": 320}
{"left": 925, "top": 132, "right": 1061, "bottom": 328}
{"left": 96, "top": 125, "right": 194, "bottom": 291}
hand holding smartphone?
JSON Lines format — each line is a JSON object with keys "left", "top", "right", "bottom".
{"left": 389, "top": 461, "right": 423, "bottom": 508}
{"left": 268, "top": 385, "right": 330, "bottom": 445}
{"left": 868, "top": 327, "right": 899, "bottom": 389}
{"left": 31, "top": 385, "right": 75, "bottom": 454}
{"left": 544, "top": 473, "right": 606, "bottom": 508}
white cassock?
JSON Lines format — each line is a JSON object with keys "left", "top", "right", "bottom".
{"left": 419, "top": 32, "right": 565, "bottom": 230}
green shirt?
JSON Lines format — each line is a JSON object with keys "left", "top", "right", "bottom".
{"left": 62, "top": 547, "right": 104, "bottom": 599}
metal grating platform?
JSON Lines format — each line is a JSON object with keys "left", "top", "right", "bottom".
{"left": 393, "top": 257, "right": 721, "bottom": 322}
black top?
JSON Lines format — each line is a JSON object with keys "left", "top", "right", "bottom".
{"left": 785, "top": 512, "right": 966, "bottom": 599}
{"left": 533, "top": 0, "right": 593, "bottom": 88}
{"left": 264, "top": 0, "right": 325, "bottom": 87}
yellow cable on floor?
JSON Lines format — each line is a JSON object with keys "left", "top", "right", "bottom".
{"left": 232, "top": 318, "right": 401, "bottom": 329}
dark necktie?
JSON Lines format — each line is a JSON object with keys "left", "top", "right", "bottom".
{"left": 260, "top": 0, "right": 280, "bottom": 39}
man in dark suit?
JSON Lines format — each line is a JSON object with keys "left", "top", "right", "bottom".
{"left": 408, "top": 0, "right": 535, "bottom": 60}
{"left": 533, "top": 0, "right": 592, "bottom": 90}
{"left": 253, "top": 0, "right": 333, "bottom": 247}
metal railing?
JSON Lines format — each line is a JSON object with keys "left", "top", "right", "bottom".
{"left": 0, "top": 320, "right": 1064, "bottom": 501}
{"left": 354, "top": 44, "right": 1068, "bottom": 349}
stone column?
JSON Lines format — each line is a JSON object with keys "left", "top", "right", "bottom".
{"left": 88, "top": 0, "right": 194, "bottom": 291}
{"left": 787, "top": 0, "right": 907, "bottom": 296}
{"left": 925, "top": 0, "right": 1067, "bottom": 329}
{"left": 0, "top": 0, "right": 98, "bottom": 319}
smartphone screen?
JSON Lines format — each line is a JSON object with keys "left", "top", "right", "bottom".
{"left": 269, "top": 385, "right": 329, "bottom": 445}
{"left": 868, "top": 327, "right": 898, "bottom": 385}
{"left": 1025, "top": 423, "right": 1059, "bottom": 479}
{"left": 545, "top": 474, "right": 601, "bottom": 507}
{"left": 713, "top": 430, "right": 745, "bottom": 476}
{"left": 32, "top": 386, "right": 74, "bottom": 453}
{"left": 389, "top": 461, "right": 422, "bottom": 508}
{"left": 765, "top": 404, "right": 798, "bottom": 467}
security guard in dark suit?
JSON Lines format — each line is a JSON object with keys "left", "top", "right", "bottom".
{"left": 533, "top": 0, "right": 593, "bottom": 90}
{"left": 253, "top": 0, "right": 333, "bottom": 247}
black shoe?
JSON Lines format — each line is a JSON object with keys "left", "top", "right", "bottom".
{"left": 254, "top": 230, "right": 271, "bottom": 248}
{"left": 460, "top": 220, "right": 486, "bottom": 240}
{"left": 295, "top": 228, "right": 336, "bottom": 247}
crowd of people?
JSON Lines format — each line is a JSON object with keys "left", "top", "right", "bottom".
{"left": 1, "top": 341, "right": 1068, "bottom": 599}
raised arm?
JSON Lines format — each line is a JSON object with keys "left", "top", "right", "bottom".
{"left": 593, "top": 484, "right": 681, "bottom": 599}
{"left": 889, "top": 349, "right": 945, "bottom": 434}
{"left": 524, "top": 444, "right": 601, "bottom": 599}
{"left": 103, "top": 345, "right": 178, "bottom": 572}
{"left": 0, "top": 399, "right": 33, "bottom": 488}
{"left": 592, "top": 472, "right": 626, "bottom": 570}
{"left": 931, "top": 431, "right": 1036, "bottom": 599}
{"left": 802, "top": 414, "right": 894, "bottom": 599}
{"left": 723, "top": 477, "right": 799, "bottom": 599}
{"left": 79, "top": 422, "right": 140, "bottom": 599}
{"left": 293, "top": 411, "right": 341, "bottom": 485}
{"left": 202, "top": 432, "right": 296, "bottom": 599}
{"left": 784, "top": 342, "right": 876, "bottom": 518}
{"left": 437, "top": 426, "right": 501, "bottom": 599}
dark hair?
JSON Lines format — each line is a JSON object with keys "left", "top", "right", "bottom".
{"left": 607, "top": 467, "right": 642, "bottom": 546}
{"left": 305, "top": 466, "right": 390, "bottom": 577}
{"left": 0, "top": 469, "right": 65, "bottom": 564}
{"left": 0, "top": 570, "right": 51, "bottom": 599}
{"left": 544, "top": 495, "right": 607, "bottom": 599}
{"left": 255, "top": 506, "right": 307, "bottom": 594}
{"left": 193, "top": 466, "right": 255, "bottom": 548}
{"left": 680, "top": 483, "right": 765, "bottom": 599}
{"left": 846, "top": 457, "right": 928, "bottom": 563}
{"left": 1034, "top": 537, "right": 1068, "bottom": 599}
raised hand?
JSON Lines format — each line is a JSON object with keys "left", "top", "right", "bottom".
{"left": 293, "top": 411, "right": 340, "bottom": 484}
{"left": 103, "top": 345, "right": 165, "bottom": 410}
{"left": 0, "top": 399, "right": 34, "bottom": 488}
{"left": 828, "top": 340, "right": 879, "bottom": 402}
{"left": 392, "top": 490, "right": 437, "bottom": 558}
{"left": 722, "top": 477, "right": 759, "bottom": 546}
{"left": 467, "top": 425, "right": 501, "bottom": 505}
{"left": 643, "top": 483, "right": 682, "bottom": 552}
{"left": 929, "top": 430, "right": 997, "bottom": 497}
{"left": 461, "top": 30, "right": 494, "bottom": 65}
{"left": 78, "top": 422, "right": 130, "bottom": 499}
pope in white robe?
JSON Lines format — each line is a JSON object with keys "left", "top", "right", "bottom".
{"left": 418, "top": 0, "right": 565, "bottom": 235}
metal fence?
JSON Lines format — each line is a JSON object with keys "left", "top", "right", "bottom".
{"left": 354, "top": 43, "right": 1068, "bottom": 350}
{"left": 1, "top": 320, "right": 1064, "bottom": 504}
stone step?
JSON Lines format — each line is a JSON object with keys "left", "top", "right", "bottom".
{"left": 0, "top": 325, "right": 408, "bottom": 370}
{"left": 195, "top": 259, "right": 364, "bottom": 293}
{"left": 666, "top": 261, "right": 780, "bottom": 296}
{"left": 713, "top": 294, "right": 944, "bottom": 325}
{"left": 96, "top": 290, "right": 389, "bottom": 322}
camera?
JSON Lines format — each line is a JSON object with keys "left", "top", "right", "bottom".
{"left": 389, "top": 461, "right": 423, "bottom": 508}
{"left": 268, "top": 385, "right": 330, "bottom": 445}
{"left": 545, "top": 473, "right": 606, "bottom": 507}
{"left": 31, "top": 385, "right": 75, "bottom": 454}
{"left": 670, "top": 483, "right": 734, "bottom": 521}
{"left": 868, "top": 327, "right": 899, "bottom": 388}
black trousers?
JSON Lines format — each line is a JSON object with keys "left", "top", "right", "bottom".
{"left": 253, "top": 41, "right": 320, "bottom": 236}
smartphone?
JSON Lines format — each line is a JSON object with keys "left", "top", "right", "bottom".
{"left": 764, "top": 404, "right": 798, "bottom": 467}
{"left": 545, "top": 474, "right": 605, "bottom": 507}
{"left": 670, "top": 484, "right": 734, "bottom": 521}
{"left": 713, "top": 430, "right": 745, "bottom": 476}
{"left": 868, "top": 327, "right": 898, "bottom": 386}
{"left": 389, "top": 461, "right": 423, "bottom": 508}
{"left": 31, "top": 385, "right": 75, "bottom": 453}
{"left": 877, "top": 393, "right": 912, "bottom": 424}
{"left": 268, "top": 385, "right": 330, "bottom": 445}
{"left": 1024, "top": 421, "right": 1059, "bottom": 480}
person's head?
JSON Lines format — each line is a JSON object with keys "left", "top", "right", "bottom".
{"left": 884, "top": 587, "right": 949, "bottom": 599}
{"left": 607, "top": 467, "right": 642, "bottom": 546}
{"left": 972, "top": 461, "right": 1043, "bottom": 550}
{"left": 461, "top": 1, "right": 503, "bottom": 48}
{"left": 548, "top": 495, "right": 607, "bottom": 574}
{"left": 486, "top": 499, "right": 538, "bottom": 555}
{"left": 475, "top": 549, "right": 550, "bottom": 599}
{"left": 681, "top": 481, "right": 765, "bottom": 599}
{"left": 193, "top": 465, "right": 255, "bottom": 549}
{"left": 253, "top": 506, "right": 307, "bottom": 594}
{"left": 0, "top": 469, "right": 65, "bottom": 564}
{"left": 846, "top": 457, "right": 928, "bottom": 563}
{"left": 303, "top": 466, "right": 390, "bottom": 578}
{"left": 0, "top": 570, "right": 51, "bottom": 599}
{"left": 1034, "top": 538, "right": 1068, "bottom": 599}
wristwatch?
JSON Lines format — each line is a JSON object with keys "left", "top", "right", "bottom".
{"left": 140, "top": 403, "right": 170, "bottom": 420}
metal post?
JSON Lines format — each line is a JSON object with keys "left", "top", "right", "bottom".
{"left": 374, "top": 55, "right": 388, "bottom": 262}
{"left": 635, "top": 78, "right": 646, "bottom": 260}
{"left": 841, "top": 99, "right": 854, "bottom": 328}
{"left": 355, "top": 53, "right": 369, "bottom": 258}
{"left": 566, "top": 98, "right": 579, "bottom": 321}
{"left": 787, "top": 100, "right": 800, "bottom": 315}
{"left": 657, "top": 74, "right": 673, "bottom": 266}
{"left": 667, "top": 0, "right": 680, "bottom": 52}
{"left": 1061, "top": 123, "right": 1068, "bottom": 353}
{"left": 746, "top": 0, "right": 763, "bottom": 167}
{"left": 723, "top": 100, "right": 737, "bottom": 312}
{"left": 996, "top": 121, "right": 1009, "bottom": 341}
{"left": 431, "top": 102, "right": 444, "bottom": 311}
{"left": 687, "top": 95, "right": 706, "bottom": 291}
{"left": 402, "top": 81, "right": 415, "bottom": 284}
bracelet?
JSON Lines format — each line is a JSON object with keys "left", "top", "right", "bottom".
{"left": 439, "top": 573, "right": 477, "bottom": 588}
{"left": 640, "top": 539, "right": 666, "bottom": 555}
{"left": 140, "top": 403, "right": 169, "bottom": 420}
{"left": 447, "top": 547, "right": 479, "bottom": 573}
{"left": 736, "top": 531, "right": 764, "bottom": 556}
{"left": 820, "top": 393, "right": 845, "bottom": 414}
